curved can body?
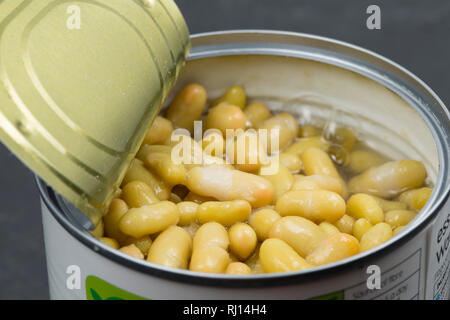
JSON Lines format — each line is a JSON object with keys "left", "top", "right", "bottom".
{"left": 39, "top": 31, "right": 450, "bottom": 300}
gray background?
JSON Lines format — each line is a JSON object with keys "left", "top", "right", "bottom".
{"left": 0, "top": 0, "right": 449, "bottom": 299}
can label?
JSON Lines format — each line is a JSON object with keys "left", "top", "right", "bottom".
{"left": 313, "top": 249, "right": 424, "bottom": 300}
{"left": 426, "top": 201, "right": 450, "bottom": 300}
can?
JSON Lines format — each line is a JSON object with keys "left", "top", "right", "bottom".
{"left": 38, "top": 31, "right": 450, "bottom": 300}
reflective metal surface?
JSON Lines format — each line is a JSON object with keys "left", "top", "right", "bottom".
{"left": 0, "top": 0, "right": 190, "bottom": 224}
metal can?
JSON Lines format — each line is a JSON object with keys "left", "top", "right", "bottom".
{"left": 38, "top": 31, "right": 450, "bottom": 300}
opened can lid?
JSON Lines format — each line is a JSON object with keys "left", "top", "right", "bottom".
{"left": 0, "top": 0, "right": 190, "bottom": 224}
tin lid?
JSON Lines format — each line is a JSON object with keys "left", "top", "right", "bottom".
{"left": 0, "top": 0, "right": 190, "bottom": 224}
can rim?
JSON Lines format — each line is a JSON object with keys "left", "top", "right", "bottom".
{"left": 36, "top": 30, "right": 450, "bottom": 288}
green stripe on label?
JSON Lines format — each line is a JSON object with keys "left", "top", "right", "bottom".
{"left": 86, "top": 275, "right": 147, "bottom": 300}
{"left": 311, "top": 291, "right": 345, "bottom": 300}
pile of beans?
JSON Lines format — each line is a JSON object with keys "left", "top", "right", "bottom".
{"left": 90, "top": 84, "right": 433, "bottom": 275}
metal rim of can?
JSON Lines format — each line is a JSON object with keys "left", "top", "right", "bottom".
{"left": 36, "top": 30, "right": 450, "bottom": 288}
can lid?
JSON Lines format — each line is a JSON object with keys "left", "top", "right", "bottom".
{"left": 0, "top": 0, "right": 190, "bottom": 224}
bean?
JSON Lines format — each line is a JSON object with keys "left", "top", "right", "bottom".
{"left": 306, "top": 233, "right": 360, "bottom": 266}
{"left": 328, "top": 144, "right": 350, "bottom": 166}
{"left": 182, "top": 222, "right": 200, "bottom": 239}
{"left": 291, "top": 174, "right": 347, "bottom": 198}
{"left": 244, "top": 244, "right": 260, "bottom": 266}
{"left": 372, "top": 196, "right": 407, "bottom": 212}
{"left": 89, "top": 219, "right": 104, "bottom": 238}
{"left": 200, "top": 153, "right": 233, "bottom": 170}
{"left": 229, "top": 223, "right": 257, "bottom": 260}
{"left": 259, "top": 239, "right": 311, "bottom": 273}
{"left": 184, "top": 192, "right": 217, "bottom": 204}
{"left": 298, "top": 125, "right": 321, "bottom": 138}
{"left": 228, "top": 130, "right": 267, "bottom": 173}
{"left": 144, "top": 152, "right": 186, "bottom": 186}
{"left": 190, "top": 222, "right": 230, "bottom": 273}
{"left": 244, "top": 102, "right": 271, "bottom": 127}
{"left": 166, "top": 84, "right": 207, "bottom": 133}
{"left": 360, "top": 223, "right": 393, "bottom": 252}
{"left": 119, "top": 244, "right": 145, "bottom": 260}
{"left": 384, "top": 210, "right": 417, "bottom": 228}
{"left": 103, "top": 199, "right": 129, "bottom": 244}
{"left": 275, "top": 190, "right": 346, "bottom": 223}
{"left": 348, "top": 160, "right": 427, "bottom": 198}
{"left": 347, "top": 149, "right": 387, "bottom": 174}
{"left": 119, "top": 201, "right": 179, "bottom": 238}
{"left": 346, "top": 193, "right": 384, "bottom": 225}
{"left": 147, "top": 226, "right": 192, "bottom": 269}
{"left": 352, "top": 218, "right": 373, "bottom": 241}
{"left": 249, "top": 208, "right": 281, "bottom": 241}
{"left": 123, "top": 235, "right": 153, "bottom": 256}
{"left": 169, "top": 193, "right": 182, "bottom": 203}
{"left": 205, "top": 103, "right": 247, "bottom": 136}
{"left": 393, "top": 226, "right": 405, "bottom": 236}
{"left": 258, "top": 112, "right": 299, "bottom": 153}
{"left": 136, "top": 144, "right": 171, "bottom": 162}
{"left": 279, "top": 153, "right": 303, "bottom": 173}
{"left": 202, "top": 130, "right": 225, "bottom": 158}
{"left": 260, "top": 163, "right": 294, "bottom": 202}
{"left": 284, "top": 136, "right": 329, "bottom": 156}
{"left": 291, "top": 178, "right": 321, "bottom": 191}
{"left": 334, "top": 214, "right": 355, "bottom": 234}
{"left": 177, "top": 201, "right": 199, "bottom": 226}
{"left": 143, "top": 116, "right": 173, "bottom": 145}
{"left": 251, "top": 260, "right": 265, "bottom": 274}
{"left": 319, "top": 222, "right": 341, "bottom": 237}
{"left": 327, "top": 127, "right": 357, "bottom": 152}
{"left": 121, "top": 181, "right": 159, "bottom": 208}
{"left": 197, "top": 200, "right": 252, "bottom": 226}
{"left": 122, "top": 159, "right": 171, "bottom": 200}
{"left": 226, "top": 262, "right": 252, "bottom": 275}
{"left": 100, "top": 237, "right": 119, "bottom": 249}
{"left": 212, "top": 85, "right": 246, "bottom": 109}
{"left": 398, "top": 187, "right": 433, "bottom": 211}
{"left": 186, "top": 165, "right": 275, "bottom": 208}
{"left": 302, "top": 148, "right": 342, "bottom": 179}
{"left": 166, "top": 135, "right": 201, "bottom": 167}
{"left": 193, "top": 222, "right": 229, "bottom": 250}
{"left": 190, "top": 245, "right": 230, "bottom": 273}
{"left": 269, "top": 216, "right": 327, "bottom": 257}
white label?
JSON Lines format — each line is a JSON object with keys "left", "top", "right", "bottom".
{"left": 344, "top": 249, "right": 422, "bottom": 300}
{"left": 426, "top": 199, "right": 450, "bottom": 300}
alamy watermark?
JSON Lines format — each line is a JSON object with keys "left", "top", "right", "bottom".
{"left": 366, "top": 264, "right": 381, "bottom": 290}
{"left": 66, "top": 5, "right": 81, "bottom": 30}
{"left": 366, "top": 5, "right": 381, "bottom": 30}
{"left": 66, "top": 265, "right": 81, "bottom": 290}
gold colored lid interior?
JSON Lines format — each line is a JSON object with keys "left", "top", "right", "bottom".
{"left": 0, "top": 0, "right": 190, "bottom": 224}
